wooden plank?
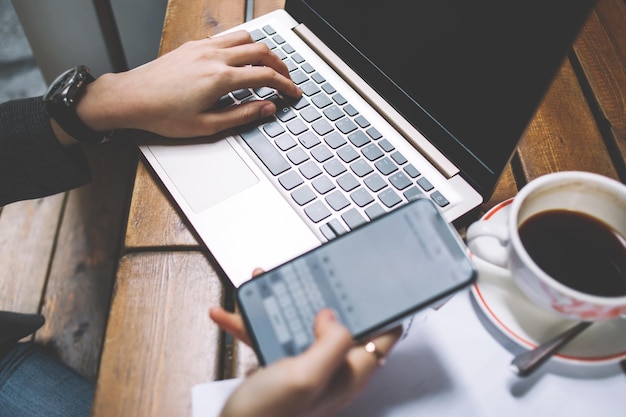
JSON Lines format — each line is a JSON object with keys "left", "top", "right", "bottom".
{"left": 34, "top": 140, "right": 136, "bottom": 379}
{"left": 91, "top": 251, "right": 224, "bottom": 417}
{"left": 0, "top": 194, "right": 64, "bottom": 313}
{"left": 515, "top": 56, "right": 618, "bottom": 183}
{"left": 160, "top": 0, "right": 246, "bottom": 54}
{"left": 254, "top": 0, "right": 285, "bottom": 16}
{"left": 572, "top": 0, "right": 626, "bottom": 179}
{"left": 125, "top": 162, "right": 198, "bottom": 249}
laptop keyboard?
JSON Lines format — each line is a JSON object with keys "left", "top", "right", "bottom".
{"left": 225, "top": 24, "right": 450, "bottom": 240}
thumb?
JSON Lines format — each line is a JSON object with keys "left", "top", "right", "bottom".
{"left": 295, "top": 309, "right": 353, "bottom": 384}
{"left": 207, "top": 100, "right": 276, "bottom": 132}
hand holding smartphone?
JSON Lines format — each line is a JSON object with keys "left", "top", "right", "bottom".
{"left": 237, "top": 197, "right": 476, "bottom": 365}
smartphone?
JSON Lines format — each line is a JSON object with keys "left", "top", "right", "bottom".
{"left": 237, "top": 197, "right": 476, "bottom": 365}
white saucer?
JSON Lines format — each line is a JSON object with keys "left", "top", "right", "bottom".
{"left": 469, "top": 198, "right": 626, "bottom": 366}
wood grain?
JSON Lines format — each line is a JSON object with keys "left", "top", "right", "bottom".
{"left": 572, "top": 0, "right": 626, "bottom": 180}
{"left": 516, "top": 57, "right": 618, "bottom": 182}
{"left": 254, "top": 0, "right": 285, "bottom": 16}
{"left": 0, "top": 194, "right": 65, "bottom": 314}
{"left": 91, "top": 251, "right": 224, "bottom": 417}
{"left": 125, "top": 162, "right": 198, "bottom": 249}
{"left": 34, "top": 140, "right": 136, "bottom": 379}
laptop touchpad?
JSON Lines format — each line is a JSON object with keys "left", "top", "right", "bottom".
{"left": 147, "top": 140, "right": 259, "bottom": 213}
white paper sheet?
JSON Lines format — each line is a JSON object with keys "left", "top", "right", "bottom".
{"left": 192, "top": 289, "right": 626, "bottom": 417}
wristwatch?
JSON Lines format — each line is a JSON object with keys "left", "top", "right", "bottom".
{"left": 43, "top": 65, "right": 112, "bottom": 144}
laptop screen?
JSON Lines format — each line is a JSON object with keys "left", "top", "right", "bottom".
{"left": 286, "top": 0, "right": 596, "bottom": 198}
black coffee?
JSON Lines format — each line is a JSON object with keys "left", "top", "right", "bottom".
{"left": 519, "top": 209, "right": 626, "bottom": 297}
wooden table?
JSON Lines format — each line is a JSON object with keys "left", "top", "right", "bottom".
{"left": 90, "top": 0, "right": 626, "bottom": 416}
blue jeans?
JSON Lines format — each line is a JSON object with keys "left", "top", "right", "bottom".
{"left": 0, "top": 342, "right": 94, "bottom": 417}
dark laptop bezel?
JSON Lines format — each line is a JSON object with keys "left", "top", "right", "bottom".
{"left": 285, "top": 0, "right": 597, "bottom": 199}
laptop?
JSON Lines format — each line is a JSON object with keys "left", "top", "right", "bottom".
{"left": 139, "top": 0, "right": 596, "bottom": 288}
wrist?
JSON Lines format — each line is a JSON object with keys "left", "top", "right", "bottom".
{"left": 75, "top": 72, "right": 126, "bottom": 133}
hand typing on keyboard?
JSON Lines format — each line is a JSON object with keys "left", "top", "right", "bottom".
{"left": 76, "top": 30, "right": 302, "bottom": 140}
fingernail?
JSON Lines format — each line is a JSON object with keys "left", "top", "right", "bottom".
{"left": 260, "top": 103, "right": 275, "bottom": 118}
{"left": 320, "top": 308, "right": 338, "bottom": 322}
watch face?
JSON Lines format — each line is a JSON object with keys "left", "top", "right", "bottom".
{"left": 44, "top": 67, "right": 77, "bottom": 102}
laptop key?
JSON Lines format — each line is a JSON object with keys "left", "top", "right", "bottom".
{"left": 239, "top": 127, "right": 290, "bottom": 176}
{"left": 327, "top": 219, "right": 347, "bottom": 236}
{"left": 337, "top": 145, "right": 359, "bottom": 163}
{"left": 278, "top": 170, "right": 304, "bottom": 190}
{"left": 404, "top": 186, "right": 424, "bottom": 201}
{"left": 263, "top": 121, "right": 285, "bottom": 138}
{"left": 311, "top": 73, "right": 326, "bottom": 84}
{"left": 389, "top": 171, "right": 412, "bottom": 190}
{"left": 312, "top": 94, "right": 332, "bottom": 108}
{"left": 290, "top": 69, "right": 309, "bottom": 85}
{"left": 374, "top": 157, "right": 398, "bottom": 176}
{"left": 319, "top": 223, "right": 336, "bottom": 240}
{"left": 350, "top": 187, "right": 374, "bottom": 207}
{"left": 301, "top": 81, "right": 321, "bottom": 96}
{"left": 299, "top": 131, "right": 321, "bottom": 149}
{"left": 287, "top": 119, "right": 308, "bottom": 135}
{"left": 286, "top": 147, "right": 309, "bottom": 165}
{"left": 365, "top": 203, "right": 386, "bottom": 220}
{"left": 325, "top": 190, "right": 351, "bottom": 211}
{"left": 322, "top": 83, "right": 336, "bottom": 95}
{"left": 354, "top": 115, "right": 370, "bottom": 128}
{"left": 312, "top": 175, "right": 335, "bottom": 194}
{"left": 378, "top": 188, "right": 402, "bottom": 208}
{"left": 324, "top": 132, "right": 346, "bottom": 149}
{"left": 417, "top": 177, "right": 434, "bottom": 192}
{"left": 304, "top": 201, "right": 331, "bottom": 223}
{"left": 336, "top": 118, "right": 358, "bottom": 134}
{"left": 261, "top": 25, "right": 275, "bottom": 35}
{"left": 232, "top": 89, "right": 253, "bottom": 100}
{"left": 323, "top": 158, "right": 347, "bottom": 177}
{"left": 299, "top": 160, "right": 323, "bottom": 179}
{"left": 310, "top": 145, "right": 333, "bottom": 162}
{"left": 301, "top": 107, "right": 322, "bottom": 123}
{"left": 254, "top": 86, "right": 274, "bottom": 98}
{"left": 275, "top": 133, "right": 297, "bottom": 151}
{"left": 292, "top": 96, "right": 309, "bottom": 110}
{"left": 362, "top": 143, "right": 384, "bottom": 161}
{"left": 249, "top": 29, "right": 266, "bottom": 41}
{"left": 366, "top": 127, "right": 382, "bottom": 140}
{"left": 364, "top": 173, "right": 387, "bottom": 192}
{"left": 341, "top": 208, "right": 367, "bottom": 230}
{"left": 350, "top": 159, "right": 374, "bottom": 177}
{"left": 391, "top": 151, "right": 407, "bottom": 165}
{"left": 292, "top": 185, "right": 316, "bottom": 206}
{"left": 348, "top": 130, "right": 370, "bottom": 147}
{"left": 431, "top": 191, "right": 450, "bottom": 207}
{"left": 403, "top": 164, "right": 420, "bottom": 178}
{"left": 323, "top": 105, "right": 344, "bottom": 121}
{"left": 337, "top": 172, "right": 359, "bottom": 192}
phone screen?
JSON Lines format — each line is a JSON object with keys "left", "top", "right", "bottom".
{"left": 237, "top": 198, "right": 476, "bottom": 364}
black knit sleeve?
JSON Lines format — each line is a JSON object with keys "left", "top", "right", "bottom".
{"left": 0, "top": 97, "right": 92, "bottom": 206}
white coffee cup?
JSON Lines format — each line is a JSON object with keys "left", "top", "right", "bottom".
{"left": 466, "top": 171, "right": 626, "bottom": 321}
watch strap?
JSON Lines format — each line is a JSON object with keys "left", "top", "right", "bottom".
{"left": 44, "top": 66, "right": 112, "bottom": 145}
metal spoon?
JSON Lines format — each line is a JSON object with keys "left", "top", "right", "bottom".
{"left": 510, "top": 321, "right": 593, "bottom": 377}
